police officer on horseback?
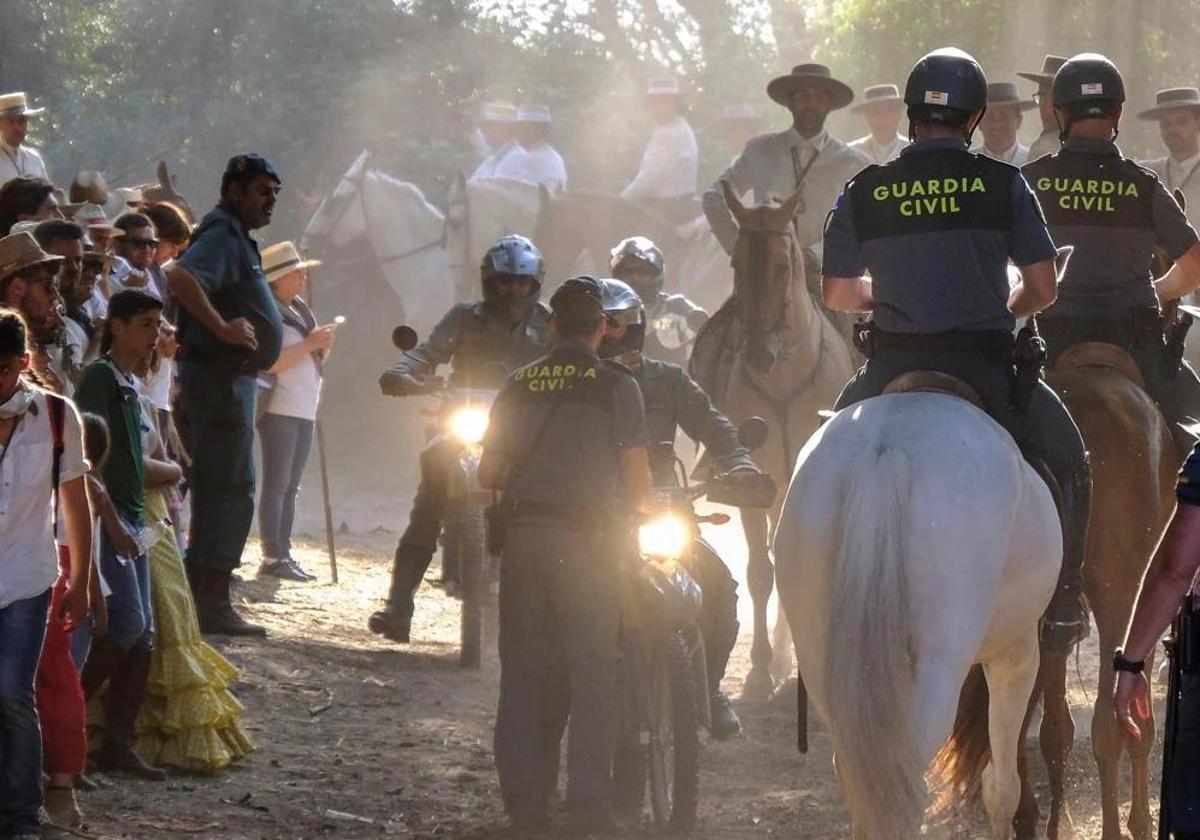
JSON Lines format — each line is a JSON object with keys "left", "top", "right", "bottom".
{"left": 598, "top": 276, "right": 754, "bottom": 739}
{"left": 820, "top": 47, "right": 1092, "bottom": 654}
{"left": 1024, "top": 53, "right": 1200, "bottom": 451}
{"left": 369, "top": 234, "right": 553, "bottom": 642}
{"left": 609, "top": 236, "right": 707, "bottom": 367}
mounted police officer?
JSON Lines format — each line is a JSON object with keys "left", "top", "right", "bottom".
{"left": 820, "top": 47, "right": 1092, "bottom": 653}
{"left": 368, "top": 234, "right": 553, "bottom": 643}
{"left": 1024, "top": 53, "right": 1200, "bottom": 451}
{"left": 479, "top": 276, "right": 652, "bottom": 835}
{"left": 608, "top": 235, "right": 706, "bottom": 367}
{"left": 598, "top": 276, "right": 754, "bottom": 740}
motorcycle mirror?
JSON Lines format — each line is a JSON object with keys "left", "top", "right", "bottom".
{"left": 737, "top": 417, "right": 769, "bottom": 452}
{"left": 392, "top": 325, "right": 419, "bottom": 352}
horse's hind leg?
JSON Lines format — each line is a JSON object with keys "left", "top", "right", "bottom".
{"left": 1039, "top": 648, "right": 1076, "bottom": 840}
{"left": 740, "top": 506, "right": 775, "bottom": 702}
{"left": 983, "top": 634, "right": 1041, "bottom": 840}
{"left": 1013, "top": 682, "right": 1042, "bottom": 840}
{"left": 769, "top": 608, "right": 795, "bottom": 686}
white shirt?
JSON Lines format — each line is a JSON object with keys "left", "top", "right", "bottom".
{"left": 622, "top": 116, "right": 699, "bottom": 200}
{"left": 502, "top": 142, "right": 568, "bottom": 192}
{"left": 849, "top": 133, "right": 909, "bottom": 165}
{"left": 267, "top": 323, "right": 323, "bottom": 421}
{"left": 470, "top": 141, "right": 525, "bottom": 183}
{"left": 972, "top": 140, "right": 1030, "bottom": 167}
{"left": 0, "top": 386, "right": 88, "bottom": 608}
{"left": 142, "top": 359, "right": 174, "bottom": 413}
{"left": 0, "top": 141, "right": 48, "bottom": 185}
{"left": 1162, "top": 150, "right": 1200, "bottom": 193}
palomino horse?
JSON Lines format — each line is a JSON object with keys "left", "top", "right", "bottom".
{"left": 713, "top": 183, "right": 855, "bottom": 701}
{"left": 775, "top": 388, "right": 1062, "bottom": 840}
{"left": 1011, "top": 346, "right": 1178, "bottom": 840}
{"left": 301, "top": 151, "right": 452, "bottom": 332}
{"left": 444, "top": 173, "right": 544, "bottom": 300}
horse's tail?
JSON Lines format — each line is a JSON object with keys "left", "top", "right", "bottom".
{"left": 927, "top": 664, "right": 992, "bottom": 816}
{"left": 824, "top": 444, "right": 926, "bottom": 839}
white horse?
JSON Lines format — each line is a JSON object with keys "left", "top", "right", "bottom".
{"left": 444, "top": 173, "right": 546, "bottom": 300}
{"left": 302, "top": 151, "right": 453, "bottom": 332}
{"left": 775, "top": 391, "right": 1062, "bottom": 839}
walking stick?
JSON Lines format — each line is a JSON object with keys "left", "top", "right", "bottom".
{"left": 305, "top": 263, "right": 339, "bottom": 583}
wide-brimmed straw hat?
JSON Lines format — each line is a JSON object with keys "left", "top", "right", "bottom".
{"left": 0, "top": 231, "right": 63, "bottom": 281}
{"left": 71, "top": 203, "right": 125, "bottom": 238}
{"left": 516, "top": 104, "right": 553, "bottom": 124}
{"left": 766, "top": 63, "right": 854, "bottom": 110}
{"left": 851, "top": 84, "right": 903, "bottom": 113}
{"left": 985, "top": 81, "right": 1037, "bottom": 111}
{"left": 479, "top": 101, "right": 518, "bottom": 124}
{"left": 647, "top": 76, "right": 684, "bottom": 97}
{"left": 0, "top": 92, "right": 45, "bottom": 118}
{"left": 1018, "top": 55, "right": 1068, "bottom": 86}
{"left": 262, "top": 241, "right": 322, "bottom": 283}
{"left": 1138, "top": 87, "right": 1200, "bottom": 120}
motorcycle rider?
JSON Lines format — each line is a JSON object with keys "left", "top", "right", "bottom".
{"left": 821, "top": 47, "right": 1092, "bottom": 653}
{"left": 609, "top": 236, "right": 707, "bottom": 366}
{"left": 598, "top": 276, "right": 757, "bottom": 740}
{"left": 370, "top": 234, "right": 553, "bottom": 642}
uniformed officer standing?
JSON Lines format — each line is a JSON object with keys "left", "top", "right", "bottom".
{"left": 480, "top": 276, "right": 652, "bottom": 835}
{"left": 1025, "top": 54, "right": 1200, "bottom": 450}
{"left": 608, "top": 235, "right": 706, "bottom": 367}
{"left": 369, "top": 235, "right": 553, "bottom": 642}
{"left": 821, "top": 47, "right": 1092, "bottom": 652}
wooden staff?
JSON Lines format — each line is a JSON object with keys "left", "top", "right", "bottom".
{"left": 306, "top": 265, "right": 339, "bottom": 583}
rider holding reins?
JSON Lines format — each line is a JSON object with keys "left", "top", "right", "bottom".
{"left": 820, "top": 47, "right": 1092, "bottom": 655}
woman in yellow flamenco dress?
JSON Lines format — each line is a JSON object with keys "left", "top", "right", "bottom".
{"left": 88, "top": 392, "right": 254, "bottom": 772}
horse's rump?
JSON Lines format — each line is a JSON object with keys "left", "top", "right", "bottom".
{"left": 1051, "top": 340, "right": 1145, "bottom": 389}
{"left": 883, "top": 371, "right": 984, "bottom": 410}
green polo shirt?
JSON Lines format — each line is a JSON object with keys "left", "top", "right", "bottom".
{"left": 74, "top": 357, "right": 144, "bottom": 524}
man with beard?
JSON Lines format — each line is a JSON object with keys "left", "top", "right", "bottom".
{"left": 1140, "top": 87, "right": 1200, "bottom": 224}
{"left": 369, "top": 235, "right": 553, "bottom": 643}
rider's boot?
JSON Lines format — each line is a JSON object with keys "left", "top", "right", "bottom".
{"left": 368, "top": 544, "right": 432, "bottom": 642}
{"left": 709, "top": 693, "right": 742, "bottom": 741}
{"left": 706, "top": 613, "right": 741, "bottom": 740}
{"left": 1040, "top": 462, "right": 1092, "bottom": 655}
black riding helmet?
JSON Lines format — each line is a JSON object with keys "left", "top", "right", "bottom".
{"left": 903, "top": 47, "right": 988, "bottom": 137}
{"left": 1052, "top": 53, "right": 1125, "bottom": 133}
{"left": 596, "top": 277, "right": 647, "bottom": 360}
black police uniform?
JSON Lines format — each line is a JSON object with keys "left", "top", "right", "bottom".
{"left": 1025, "top": 138, "right": 1200, "bottom": 438}
{"left": 486, "top": 340, "right": 648, "bottom": 828}
{"left": 823, "top": 137, "right": 1092, "bottom": 646}
{"left": 373, "top": 301, "right": 552, "bottom": 633}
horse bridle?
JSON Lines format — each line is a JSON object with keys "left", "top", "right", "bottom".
{"left": 316, "top": 167, "right": 445, "bottom": 266}
{"left": 738, "top": 224, "right": 797, "bottom": 337}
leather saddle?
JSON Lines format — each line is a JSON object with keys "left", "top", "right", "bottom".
{"left": 1049, "top": 341, "right": 1145, "bottom": 389}
{"left": 882, "top": 371, "right": 985, "bottom": 410}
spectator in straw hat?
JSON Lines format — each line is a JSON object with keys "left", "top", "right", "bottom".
{"left": 0, "top": 92, "right": 48, "bottom": 186}
{"left": 0, "top": 176, "right": 61, "bottom": 236}
{"left": 1140, "top": 87, "right": 1200, "bottom": 220}
{"left": 1019, "top": 54, "right": 1069, "bottom": 161}
{"left": 505, "top": 104, "right": 568, "bottom": 192}
{"left": 848, "top": 83, "right": 908, "bottom": 164}
{"left": 470, "top": 101, "right": 525, "bottom": 183}
{"left": 621, "top": 75, "right": 699, "bottom": 204}
{"left": 971, "top": 82, "right": 1037, "bottom": 166}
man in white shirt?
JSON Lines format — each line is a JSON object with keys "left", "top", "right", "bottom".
{"left": 469, "top": 101, "right": 525, "bottom": 184}
{"left": 971, "top": 81, "right": 1035, "bottom": 167}
{"left": 1139, "top": 87, "right": 1200, "bottom": 220}
{"left": 503, "top": 105, "right": 568, "bottom": 192}
{"left": 622, "top": 76, "right": 699, "bottom": 202}
{"left": 848, "top": 84, "right": 908, "bottom": 164}
{"left": 0, "top": 92, "right": 49, "bottom": 186}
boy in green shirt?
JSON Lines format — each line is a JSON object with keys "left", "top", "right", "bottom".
{"left": 73, "top": 288, "right": 165, "bottom": 780}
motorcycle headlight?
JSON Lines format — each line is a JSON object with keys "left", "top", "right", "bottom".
{"left": 449, "top": 406, "right": 490, "bottom": 445}
{"left": 638, "top": 513, "right": 690, "bottom": 559}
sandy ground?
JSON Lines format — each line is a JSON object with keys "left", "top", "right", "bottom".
{"left": 73, "top": 477, "right": 1165, "bottom": 840}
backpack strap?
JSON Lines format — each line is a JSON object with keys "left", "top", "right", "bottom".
{"left": 47, "top": 393, "right": 66, "bottom": 532}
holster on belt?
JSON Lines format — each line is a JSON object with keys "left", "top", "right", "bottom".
{"left": 1011, "top": 322, "right": 1047, "bottom": 413}
{"left": 1165, "top": 309, "right": 1194, "bottom": 381}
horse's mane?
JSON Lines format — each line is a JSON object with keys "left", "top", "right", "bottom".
{"left": 467, "top": 177, "right": 544, "bottom": 215}
{"left": 366, "top": 170, "right": 443, "bottom": 219}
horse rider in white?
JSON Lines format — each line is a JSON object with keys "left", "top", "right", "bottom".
{"left": 1139, "top": 87, "right": 1200, "bottom": 220}
{"left": 1019, "top": 54, "right": 1069, "bottom": 162}
{"left": 621, "top": 76, "right": 699, "bottom": 203}
{"left": 971, "top": 81, "right": 1035, "bottom": 166}
{"left": 0, "top": 92, "right": 49, "bottom": 186}
{"left": 848, "top": 84, "right": 908, "bottom": 164}
{"left": 702, "top": 62, "right": 871, "bottom": 272}
{"left": 469, "top": 101, "right": 525, "bottom": 184}
{"left": 502, "top": 104, "right": 567, "bottom": 193}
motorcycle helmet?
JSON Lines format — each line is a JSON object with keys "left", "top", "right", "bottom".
{"left": 480, "top": 234, "right": 545, "bottom": 323}
{"left": 609, "top": 236, "right": 665, "bottom": 301}
{"left": 597, "top": 277, "right": 646, "bottom": 360}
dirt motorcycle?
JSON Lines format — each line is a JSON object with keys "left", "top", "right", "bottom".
{"left": 614, "top": 419, "right": 774, "bottom": 834}
{"left": 376, "top": 325, "right": 503, "bottom": 668}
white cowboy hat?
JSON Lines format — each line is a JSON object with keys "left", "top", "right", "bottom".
{"left": 102, "top": 187, "right": 143, "bottom": 220}
{"left": 0, "top": 92, "right": 45, "bottom": 118}
{"left": 261, "top": 241, "right": 322, "bottom": 283}
{"left": 479, "top": 101, "right": 518, "bottom": 124}
{"left": 516, "top": 104, "right": 553, "bottom": 124}
{"left": 70, "top": 203, "right": 125, "bottom": 237}
{"left": 647, "top": 76, "right": 683, "bottom": 97}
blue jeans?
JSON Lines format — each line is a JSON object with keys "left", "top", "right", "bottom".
{"left": 97, "top": 526, "right": 153, "bottom": 651}
{"left": 0, "top": 588, "right": 50, "bottom": 835}
{"left": 257, "top": 413, "right": 315, "bottom": 559}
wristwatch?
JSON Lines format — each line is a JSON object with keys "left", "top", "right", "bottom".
{"left": 1113, "top": 649, "right": 1146, "bottom": 674}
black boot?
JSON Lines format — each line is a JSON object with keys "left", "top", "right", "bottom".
{"left": 194, "top": 569, "right": 266, "bottom": 637}
{"left": 709, "top": 692, "right": 742, "bottom": 741}
{"left": 93, "top": 647, "right": 166, "bottom": 781}
{"left": 1041, "top": 463, "right": 1092, "bottom": 655}
{"left": 368, "top": 545, "right": 432, "bottom": 642}
{"left": 81, "top": 635, "right": 125, "bottom": 701}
